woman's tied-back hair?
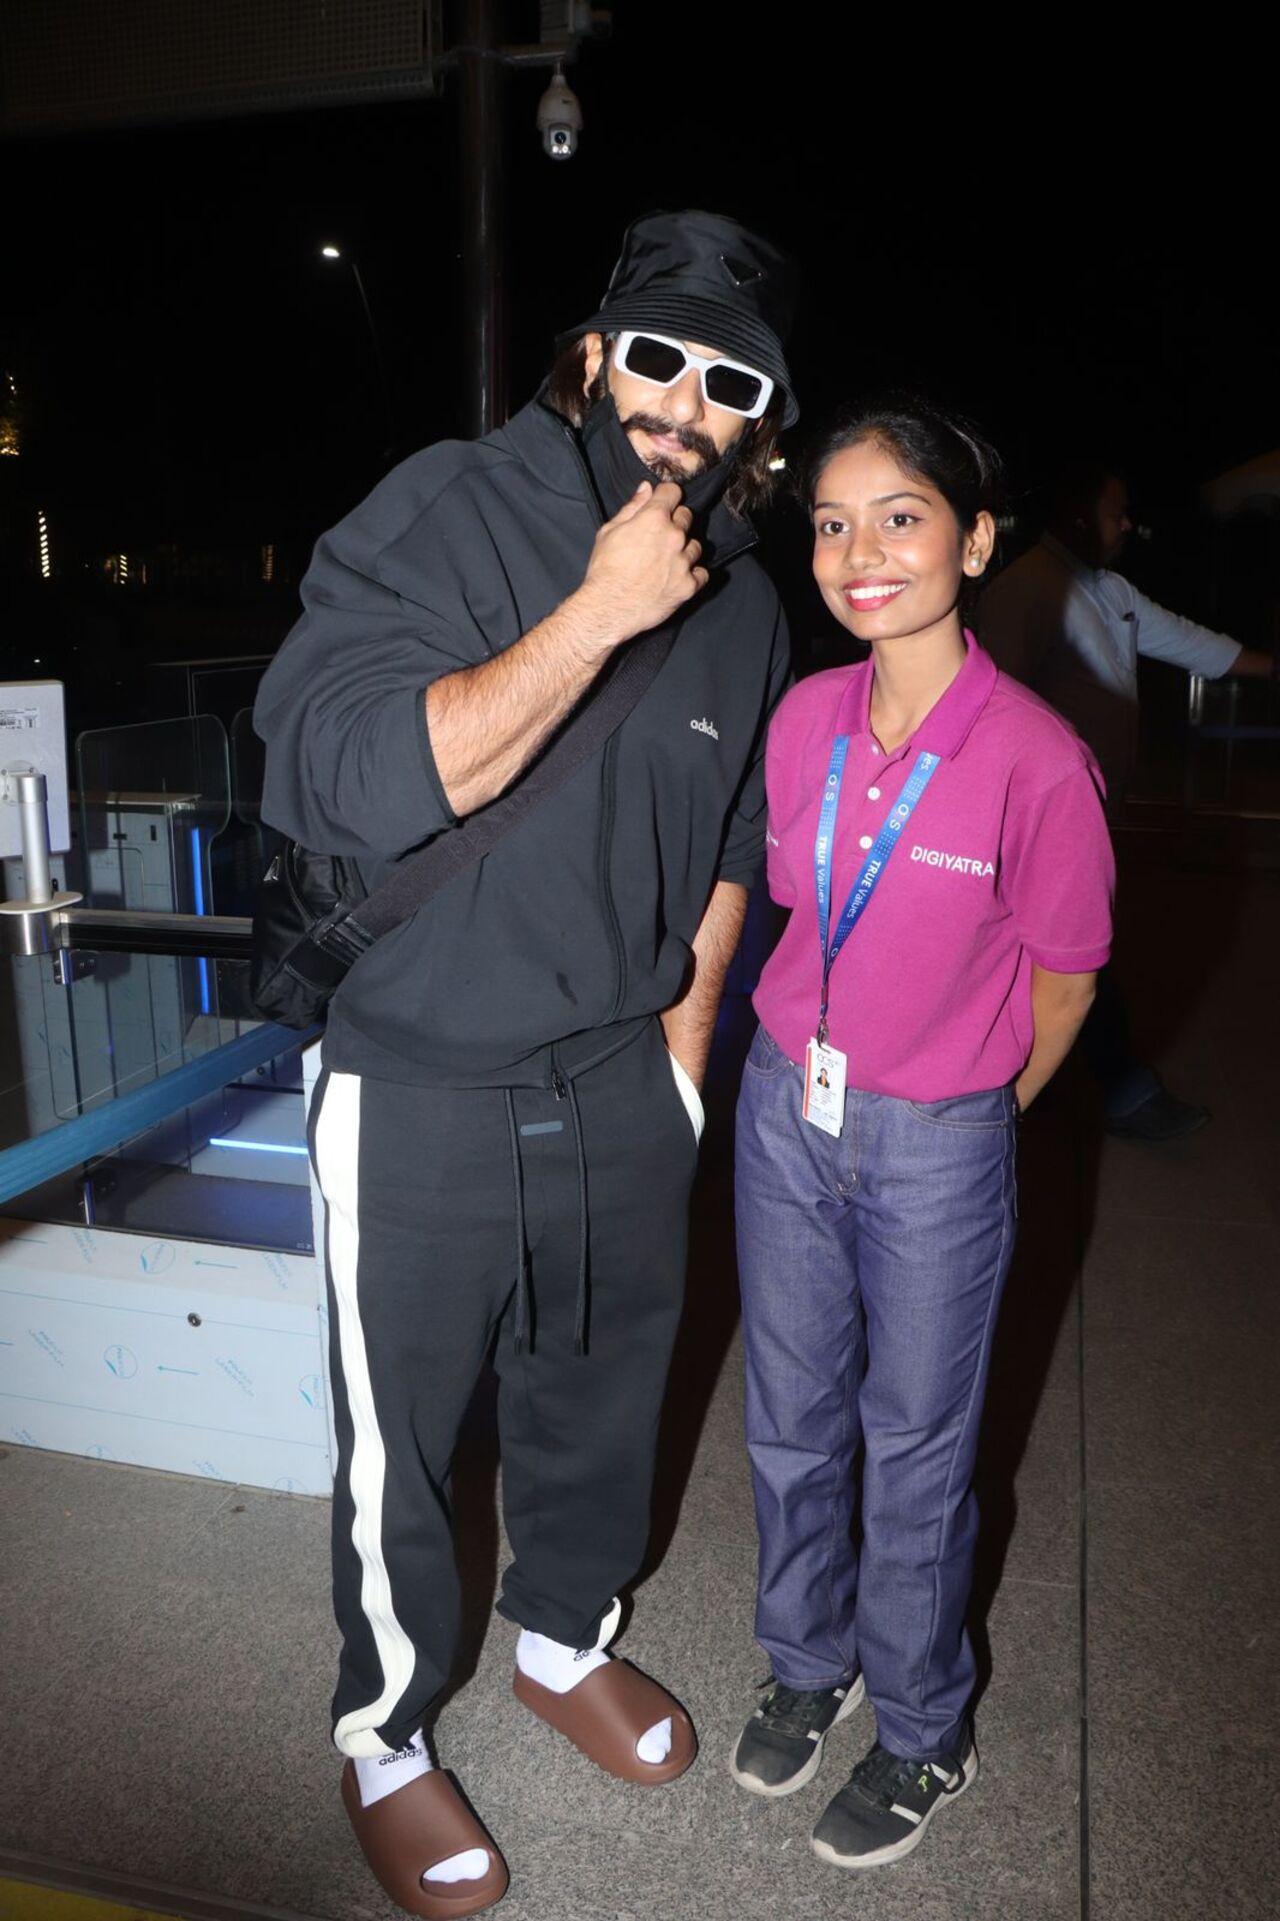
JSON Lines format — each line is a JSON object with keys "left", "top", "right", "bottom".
{"left": 801, "top": 393, "right": 1004, "bottom": 534}
{"left": 545, "top": 335, "right": 786, "bottom": 520}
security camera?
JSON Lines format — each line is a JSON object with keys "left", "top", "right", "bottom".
{"left": 537, "top": 66, "right": 582, "bottom": 160}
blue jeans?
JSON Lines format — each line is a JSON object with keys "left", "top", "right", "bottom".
{"left": 734, "top": 1024, "right": 1018, "bottom": 1762}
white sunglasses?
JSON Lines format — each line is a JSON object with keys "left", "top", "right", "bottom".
{"left": 613, "top": 329, "right": 775, "bottom": 420}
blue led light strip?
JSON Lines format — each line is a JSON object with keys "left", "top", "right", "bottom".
{"left": 207, "top": 1137, "right": 309, "bottom": 1156}
{"left": 190, "top": 826, "right": 211, "bottom": 1016}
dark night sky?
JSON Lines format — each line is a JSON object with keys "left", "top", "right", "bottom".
{"left": 5, "top": 4, "right": 1278, "bottom": 569}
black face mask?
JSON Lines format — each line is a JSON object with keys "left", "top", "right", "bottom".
{"left": 580, "top": 391, "right": 735, "bottom": 526}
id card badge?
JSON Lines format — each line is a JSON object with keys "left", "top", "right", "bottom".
{"left": 803, "top": 1037, "right": 848, "bottom": 1138}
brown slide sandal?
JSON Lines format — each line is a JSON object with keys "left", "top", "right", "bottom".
{"left": 340, "top": 1763, "right": 509, "bottom": 1919}
{"left": 513, "top": 1659, "right": 697, "bottom": 1785}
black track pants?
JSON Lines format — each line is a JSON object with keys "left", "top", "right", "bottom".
{"left": 308, "top": 1019, "right": 699, "bottom": 1759}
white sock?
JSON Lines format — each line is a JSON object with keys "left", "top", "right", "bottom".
{"left": 423, "top": 1850, "right": 490, "bottom": 1888}
{"left": 635, "top": 1717, "right": 673, "bottom": 1764}
{"left": 515, "top": 1602, "right": 673, "bottom": 1766}
{"left": 516, "top": 1627, "right": 612, "bottom": 1694}
{"left": 354, "top": 1731, "right": 433, "bottom": 1810}
{"left": 352, "top": 1733, "right": 489, "bottom": 1886}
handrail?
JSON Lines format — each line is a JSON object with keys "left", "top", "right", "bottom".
{"left": 0, "top": 1020, "right": 319, "bottom": 1206}
{"left": 0, "top": 905, "right": 253, "bottom": 959}
{"left": 1184, "top": 672, "right": 1280, "bottom": 819}
{"left": 58, "top": 906, "right": 254, "bottom": 958}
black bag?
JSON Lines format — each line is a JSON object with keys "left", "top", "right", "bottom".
{"left": 249, "top": 843, "right": 371, "bottom": 1028}
{"left": 249, "top": 620, "right": 682, "bottom": 1029}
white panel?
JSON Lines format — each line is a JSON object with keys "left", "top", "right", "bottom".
{"left": 0, "top": 680, "right": 71, "bottom": 855}
{"left": 0, "top": 1215, "right": 332, "bottom": 1495}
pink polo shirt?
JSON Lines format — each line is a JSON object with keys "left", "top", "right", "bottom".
{"left": 754, "top": 634, "right": 1114, "bottom": 1100}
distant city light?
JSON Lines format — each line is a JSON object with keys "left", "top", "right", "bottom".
{"left": 1, "top": 373, "right": 19, "bottom": 457}
{"left": 119, "top": 553, "right": 129, "bottom": 585}
{"left": 261, "top": 542, "right": 276, "bottom": 583}
{"left": 321, "top": 244, "right": 341, "bottom": 259}
{"left": 37, "top": 510, "right": 51, "bottom": 579}
{"left": 768, "top": 456, "right": 787, "bottom": 472}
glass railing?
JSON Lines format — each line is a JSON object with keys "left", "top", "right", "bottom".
{"left": 0, "top": 696, "right": 319, "bottom": 1255}
{"left": 76, "top": 712, "right": 230, "bottom": 908}
{"left": 5, "top": 713, "right": 245, "bottom": 1142}
{"left": 0, "top": 959, "right": 314, "bottom": 1254}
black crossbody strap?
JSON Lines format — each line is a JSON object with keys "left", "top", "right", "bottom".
{"left": 333, "top": 618, "right": 681, "bottom": 948}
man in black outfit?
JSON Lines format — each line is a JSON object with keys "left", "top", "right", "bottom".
{"left": 254, "top": 209, "right": 796, "bottom": 1917}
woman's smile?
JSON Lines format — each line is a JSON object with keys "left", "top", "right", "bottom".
{"left": 842, "top": 578, "right": 909, "bottom": 610}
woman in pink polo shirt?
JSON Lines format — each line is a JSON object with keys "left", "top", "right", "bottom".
{"left": 729, "top": 399, "right": 1113, "bottom": 1870}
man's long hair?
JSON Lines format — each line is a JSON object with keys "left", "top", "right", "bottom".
{"left": 545, "top": 336, "right": 785, "bottom": 519}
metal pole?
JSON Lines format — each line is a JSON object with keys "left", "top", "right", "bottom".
{"left": 457, "top": 0, "right": 506, "bottom": 438}
{"left": 1, "top": 763, "right": 84, "bottom": 945}
{"left": 14, "top": 769, "right": 53, "bottom": 905}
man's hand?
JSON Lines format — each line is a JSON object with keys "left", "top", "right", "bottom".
{"left": 427, "top": 484, "right": 709, "bottom": 819}
{"left": 572, "top": 481, "right": 709, "bottom": 652}
{"left": 1227, "top": 646, "right": 1276, "bottom": 680}
{"left": 661, "top": 881, "right": 749, "bottom": 1091}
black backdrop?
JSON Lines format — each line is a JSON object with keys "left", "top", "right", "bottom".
{"left": 5, "top": 3, "right": 1277, "bottom": 607}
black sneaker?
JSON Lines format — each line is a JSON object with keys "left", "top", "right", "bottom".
{"left": 811, "top": 1736, "right": 978, "bottom": 1867}
{"left": 729, "top": 1673, "right": 865, "bottom": 1797}
{"left": 1105, "top": 1085, "right": 1210, "bottom": 1141}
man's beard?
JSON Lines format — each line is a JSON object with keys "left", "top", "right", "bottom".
{"left": 584, "top": 364, "right": 728, "bottom": 483}
{"left": 620, "top": 409, "right": 722, "bottom": 483}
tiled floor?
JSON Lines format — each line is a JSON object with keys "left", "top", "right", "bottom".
{"left": 1, "top": 838, "right": 1276, "bottom": 1921}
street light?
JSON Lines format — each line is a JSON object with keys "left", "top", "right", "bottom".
{"left": 319, "top": 243, "right": 395, "bottom": 465}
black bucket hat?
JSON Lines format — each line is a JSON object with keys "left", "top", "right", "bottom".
{"left": 561, "top": 208, "right": 799, "bottom": 429}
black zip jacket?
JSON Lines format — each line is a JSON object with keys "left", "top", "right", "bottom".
{"left": 253, "top": 390, "right": 792, "bottom": 1087}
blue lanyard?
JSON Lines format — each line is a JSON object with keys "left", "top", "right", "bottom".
{"left": 814, "top": 740, "right": 941, "bottom": 1044}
